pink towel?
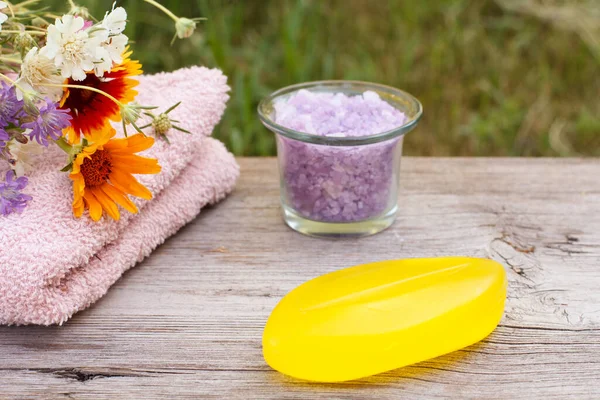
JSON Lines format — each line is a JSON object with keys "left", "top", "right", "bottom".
{"left": 0, "top": 67, "right": 239, "bottom": 325}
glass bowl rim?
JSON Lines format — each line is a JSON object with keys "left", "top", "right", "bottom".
{"left": 257, "top": 80, "right": 423, "bottom": 146}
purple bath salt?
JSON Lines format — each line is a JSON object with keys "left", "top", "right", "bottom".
{"left": 274, "top": 89, "right": 407, "bottom": 223}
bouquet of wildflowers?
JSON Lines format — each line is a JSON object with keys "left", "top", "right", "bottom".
{"left": 0, "top": 0, "right": 203, "bottom": 221}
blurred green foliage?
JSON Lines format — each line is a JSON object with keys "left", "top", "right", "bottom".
{"left": 49, "top": 0, "right": 600, "bottom": 156}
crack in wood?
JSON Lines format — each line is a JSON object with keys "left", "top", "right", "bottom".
{"left": 491, "top": 248, "right": 536, "bottom": 286}
{"left": 485, "top": 339, "right": 600, "bottom": 347}
{"left": 498, "top": 324, "right": 600, "bottom": 333}
{"left": 411, "top": 365, "right": 507, "bottom": 376}
{"left": 544, "top": 243, "right": 590, "bottom": 256}
{"left": 494, "top": 234, "right": 536, "bottom": 254}
{"left": 542, "top": 233, "right": 593, "bottom": 256}
{"left": 50, "top": 368, "right": 140, "bottom": 382}
{"left": 1, "top": 366, "right": 271, "bottom": 381}
{"left": 16, "top": 367, "right": 171, "bottom": 382}
{"left": 487, "top": 223, "right": 544, "bottom": 286}
{"left": 566, "top": 235, "right": 580, "bottom": 243}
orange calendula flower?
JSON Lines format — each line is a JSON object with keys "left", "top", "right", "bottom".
{"left": 70, "top": 128, "right": 161, "bottom": 222}
{"left": 60, "top": 50, "right": 142, "bottom": 143}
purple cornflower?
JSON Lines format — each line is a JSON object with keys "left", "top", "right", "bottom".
{"left": 22, "top": 98, "right": 72, "bottom": 147}
{"left": 0, "top": 170, "right": 32, "bottom": 216}
{"left": 0, "top": 81, "right": 24, "bottom": 127}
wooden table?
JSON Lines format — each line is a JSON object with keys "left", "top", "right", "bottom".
{"left": 2, "top": 158, "right": 600, "bottom": 399}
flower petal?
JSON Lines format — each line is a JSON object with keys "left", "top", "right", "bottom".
{"left": 104, "top": 134, "right": 154, "bottom": 153}
{"left": 108, "top": 169, "right": 153, "bottom": 200}
{"left": 111, "top": 155, "right": 161, "bottom": 174}
{"left": 83, "top": 190, "right": 103, "bottom": 221}
{"left": 101, "top": 183, "right": 138, "bottom": 214}
{"left": 90, "top": 187, "right": 120, "bottom": 221}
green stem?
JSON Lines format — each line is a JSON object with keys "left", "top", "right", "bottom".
{"left": 0, "top": 30, "right": 46, "bottom": 35}
{"left": 54, "top": 136, "right": 73, "bottom": 155}
{"left": 41, "top": 83, "right": 124, "bottom": 108}
{"left": 0, "top": 57, "right": 22, "bottom": 64}
{"left": 6, "top": 1, "right": 15, "bottom": 18}
{"left": 23, "top": 25, "right": 47, "bottom": 31}
{"left": 143, "top": 0, "right": 179, "bottom": 22}
{"left": 0, "top": 72, "right": 17, "bottom": 85}
{"left": 0, "top": 72, "right": 37, "bottom": 99}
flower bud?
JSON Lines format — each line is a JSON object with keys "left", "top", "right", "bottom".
{"left": 12, "top": 130, "right": 28, "bottom": 144}
{"left": 120, "top": 103, "right": 141, "bottom": 125}
{"left": 152, "top": 113, "right": 172, "bottom": 135}
{"left": 14, "top": 33, "right": 36, "bottom": 55}
{"left": 175, "top": 18, "right": 196, "bottom": 39}
{"left": 21, "top": 91, "right": 40, "bottom": 116}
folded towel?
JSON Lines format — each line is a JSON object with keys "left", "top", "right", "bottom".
{"left": 0, "top": 67, "right": 239, "bottom": 325}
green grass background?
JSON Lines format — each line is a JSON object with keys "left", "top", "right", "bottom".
{"left": 48, "top": 0, "right": 600, "bottom": 156}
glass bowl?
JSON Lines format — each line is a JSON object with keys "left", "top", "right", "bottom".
{"left": 258, "top": 80, "right": 423, "bottom": 238}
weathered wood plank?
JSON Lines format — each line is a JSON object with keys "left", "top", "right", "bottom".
{"left": 1, "top": 157, "right": 600, "bottom": 399}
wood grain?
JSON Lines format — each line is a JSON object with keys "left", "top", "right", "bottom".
{"left": 2, "top": 157, "right": 600, "bottom": 399}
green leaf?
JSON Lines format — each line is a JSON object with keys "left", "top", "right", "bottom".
{"left": 60, "top": 162, "right": 73, "bottom": 172}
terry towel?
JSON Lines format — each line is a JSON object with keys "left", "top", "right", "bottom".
{"left": 0, "top": 67, "right": 239, "bottom": 325}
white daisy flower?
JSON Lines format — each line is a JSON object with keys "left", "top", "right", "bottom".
{"left": 102, "top": 3, "right": 127, "bottom": 35}
{"left": 104, "top": 33, "right": 128, "bottom": 64}
{"left": 0, "top": 2, "right": 8, "bottom": 31}
{"left": 93, "top": 33, "right": 128, "bottom": 76}
{"left": 41, "top": 15, "right": 105, "bottom": 81}
{"left": 16, "top": 48, "right": 64, "bottom": 101}
{"left": 87, "top": 2, "right": 129, "bottom": 78}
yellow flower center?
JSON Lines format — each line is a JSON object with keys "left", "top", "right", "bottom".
{"left": 80, "top": 150, "right": 112, "bottom": 187}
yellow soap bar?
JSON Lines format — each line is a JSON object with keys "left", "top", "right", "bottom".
{"left": 263, "top": 257, "right": 507, "bottom": 382}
